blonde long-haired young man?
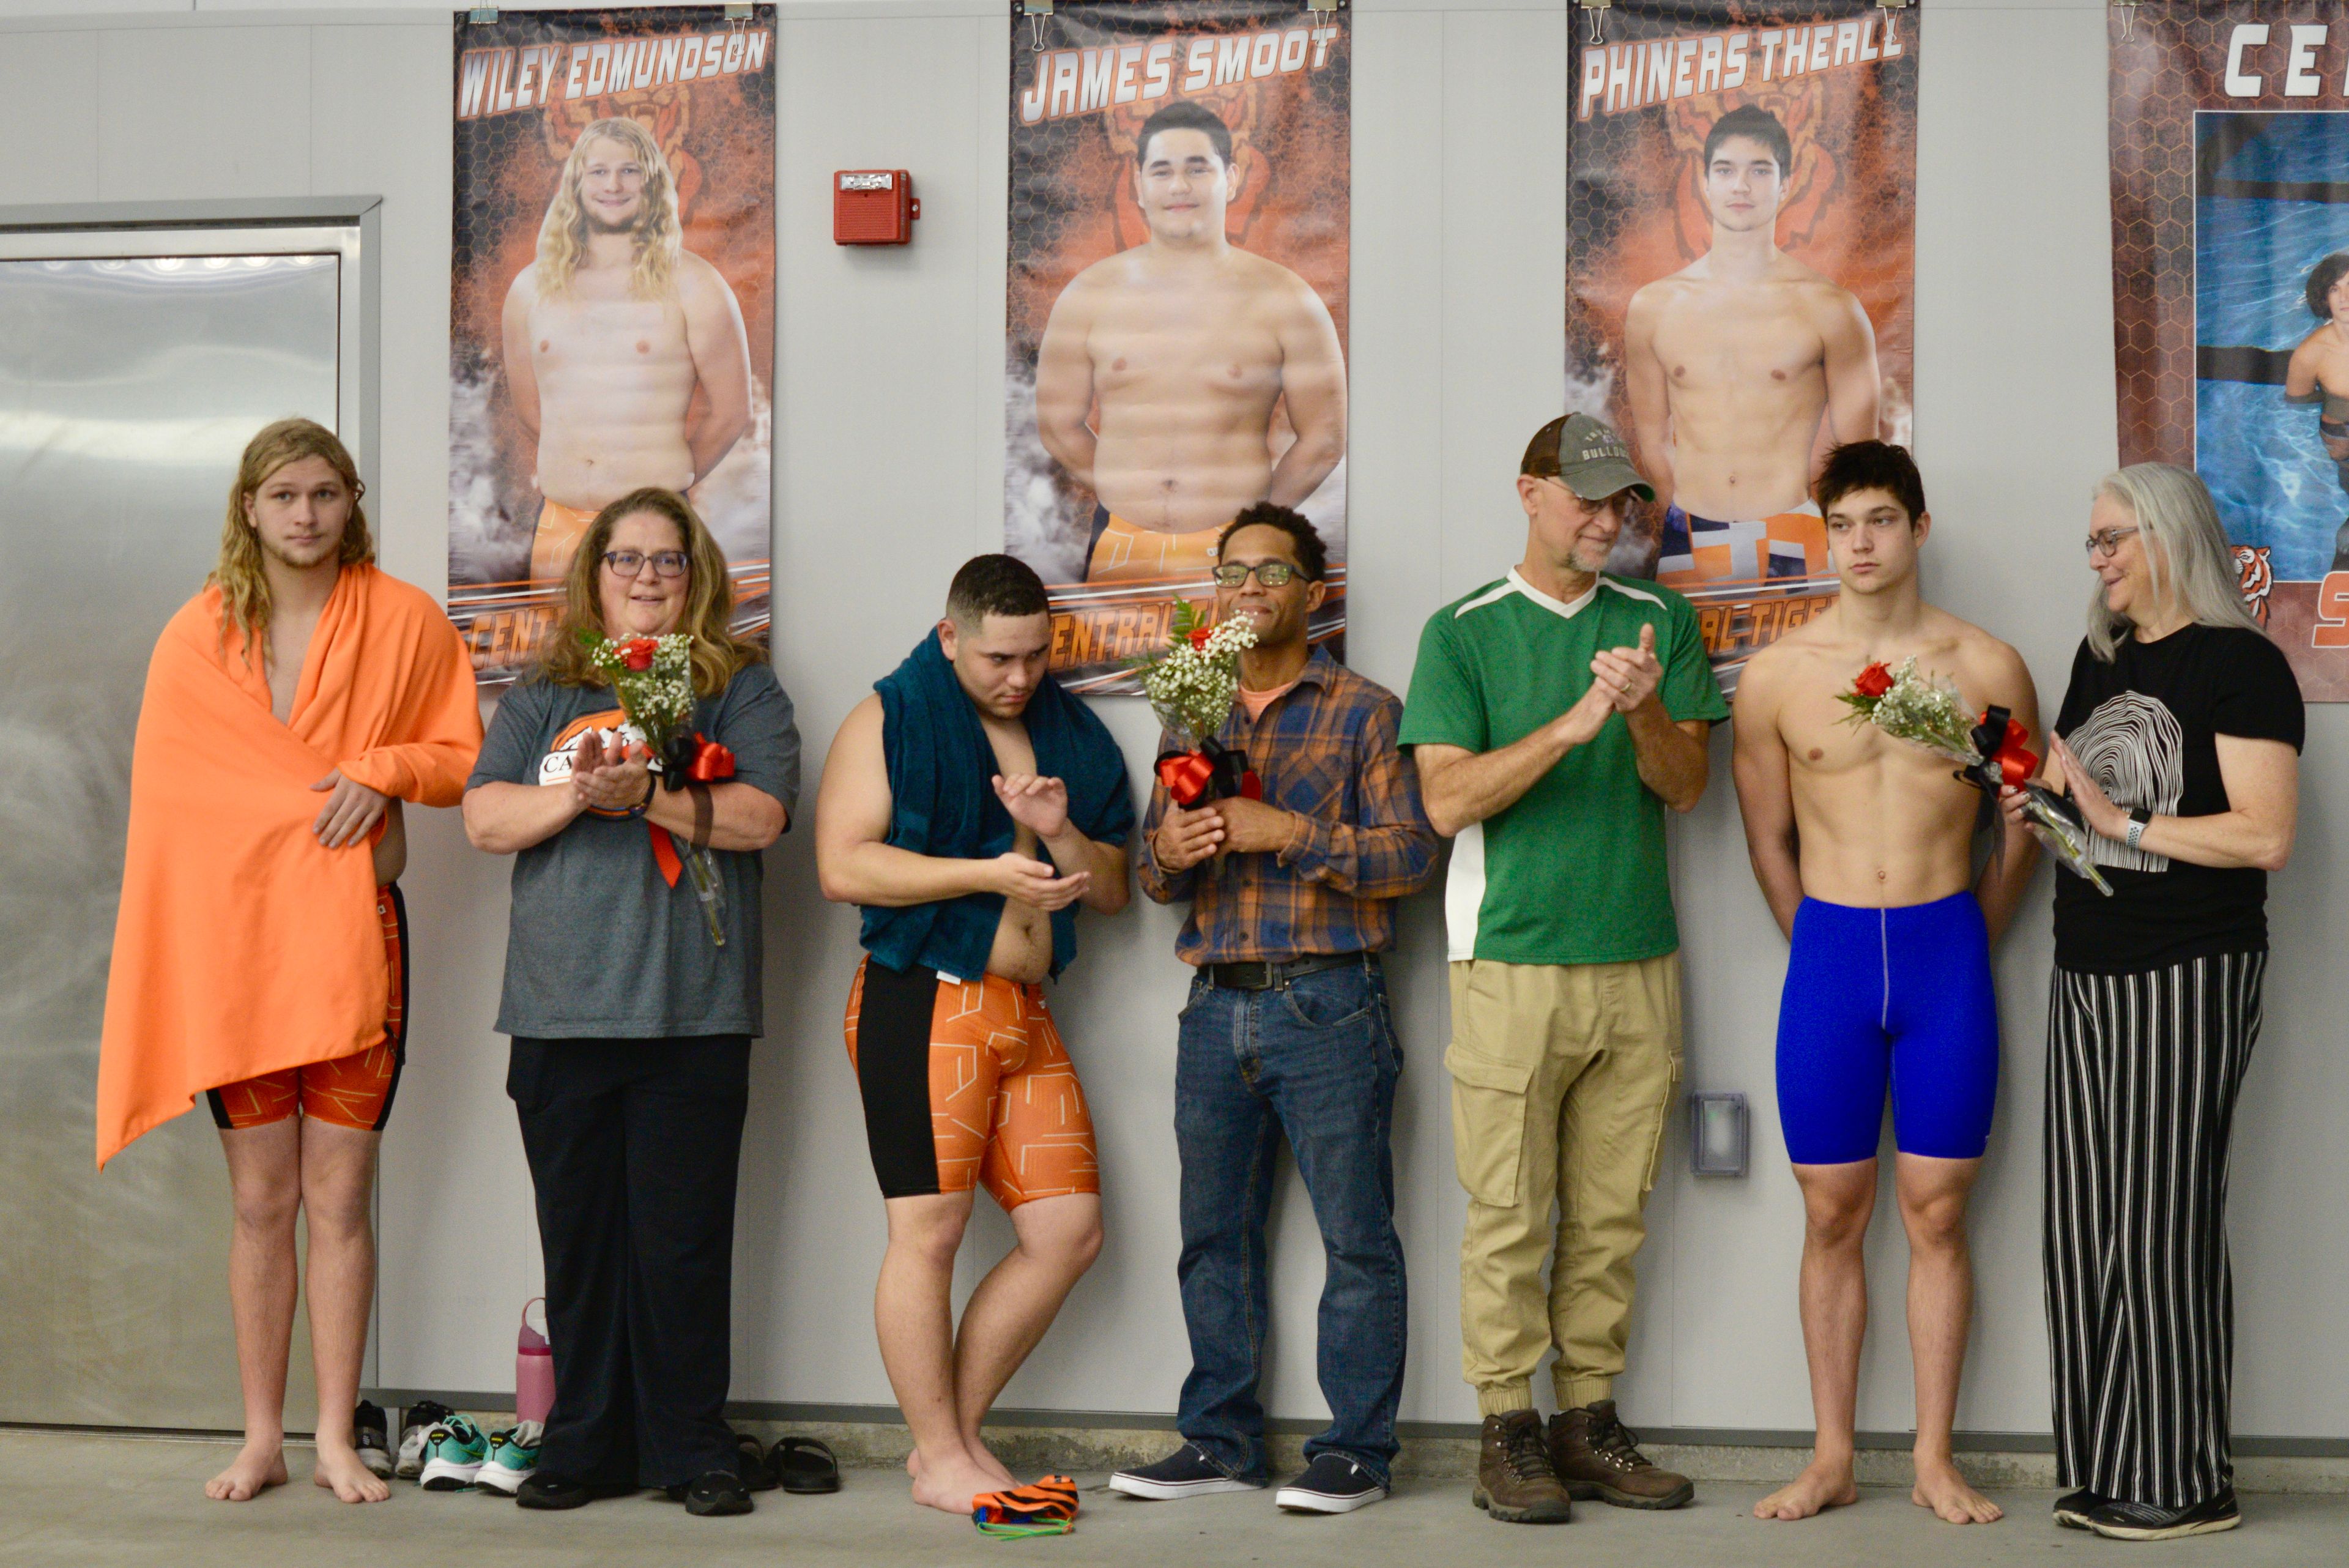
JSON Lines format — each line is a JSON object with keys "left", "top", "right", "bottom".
{"left": 96, "top": 418, "right": 481, "bottom": 1504}
{"left": 500, "top": 116, "right": 753, "bottom": 586}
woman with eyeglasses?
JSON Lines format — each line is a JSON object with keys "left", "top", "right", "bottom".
{"left": 462, "top": 487, "right": 800, "bottom": 1516}
{"left": 2000, "top": 464, "right": 2301, "bottom": 1542}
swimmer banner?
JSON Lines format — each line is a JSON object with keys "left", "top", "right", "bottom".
{"left": 1006, "top": 1, "right": 1351, "bottom": 694}
{"left": 447, "top": 6, "right": 775, "bottom": 691}
{"left": 1568, "top": 1, "right": 1918, "bottom": 693}
{"left": 2112, "top": 1, "right": 2349, "bottom": 699}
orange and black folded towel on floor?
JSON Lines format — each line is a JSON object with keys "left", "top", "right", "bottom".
{"left": 972, "top": 1474, "right": 1080, "bottom": 1536}
{"left": 95, "top": 565, "right": 480, "bottom": 1167}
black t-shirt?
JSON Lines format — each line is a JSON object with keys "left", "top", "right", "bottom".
{"left": 2051, "top": 625, "right": 2304, "bottom": 973}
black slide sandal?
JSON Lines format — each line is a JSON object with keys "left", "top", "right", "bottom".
{"left": 733, "top": 1431, "right": 778, "bottom": 1492}
{"left": 768, "top": 1436, "right": 841, "bottom": 1495}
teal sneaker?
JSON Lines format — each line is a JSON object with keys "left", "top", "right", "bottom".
{"left": 478, "top": 1421, "right": 544, "bottom": 1496}
{"left": 418, "top": 1415, "right": 490, "bottom": 1491}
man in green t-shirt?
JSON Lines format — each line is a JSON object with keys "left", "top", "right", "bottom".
{"left": 1400, "top": 414, "right": 1727, "bottom": 1525}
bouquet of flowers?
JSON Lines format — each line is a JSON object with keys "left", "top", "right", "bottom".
{"left": 1839, "top": 656, "right": 2113, "bottom": 896}
{"left": 1129, "top": 602, "right": 1262, "bottom": 808}
{"left": 581, "top": 630, "right": 737, "bottom": 943}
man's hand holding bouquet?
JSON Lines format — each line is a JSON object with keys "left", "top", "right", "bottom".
{"left": 1133, "top": 603, "right": 1276, "bottom": 872}
{"left": 581, "top": 630, "right": 740, "bottom": 943}
{"left": 1839, "top": 656, "right": 2113, "bottom": 895}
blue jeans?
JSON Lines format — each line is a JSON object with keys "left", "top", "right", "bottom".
{"left": 1173, "top": 957, "right": 1406, "bottom": 1485}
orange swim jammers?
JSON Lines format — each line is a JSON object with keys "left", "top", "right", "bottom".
{"left": 206, "top": 885, "right": 409, "bottom": 1134}
{"left": 844, "top": 956, "right": 1099, "bottom": 1209}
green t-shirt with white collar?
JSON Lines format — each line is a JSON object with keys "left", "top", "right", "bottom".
{"left": 1398, "top": 570, "right": 1727, "bottom": 965}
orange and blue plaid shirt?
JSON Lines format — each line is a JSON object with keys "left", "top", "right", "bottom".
{"left": 1139, "top": 648, "right": 1437, "bottom": 965}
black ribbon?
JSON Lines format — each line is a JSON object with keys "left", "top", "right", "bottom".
{"left": 653, "top": 733, "right": 698, "bottom": 790}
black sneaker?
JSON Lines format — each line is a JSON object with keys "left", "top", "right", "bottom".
{"left": 354, "top": 1400, "right": 394, "bottom": 1479}
{"left": 1275, "top": 1453, "right": 1387, "bottom": 1515}
{"left": 395, "top": 1399, "right": 456, "bottom": 1479}
{"left": 516, "top": 1473, "right": 636, "bottom": 1510}
{"left": 2052, "top": 1487, "right": 2104, "bottom": 1529}
{"left": 1109, "top": 1443, "right": 1263, "bottom": 1499}
{"left": 674, "top": 1469, "right": 753, "bottom": 1517}
{"left": 2084, "top": 1488, "right": 2240, "bottom": 1540}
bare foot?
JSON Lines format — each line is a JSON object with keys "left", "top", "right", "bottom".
{"left": 1754, "top": 1455, "right": 1858, "bottom": 1521}
{"left": 964, "top": 1434, "right": 1018, "bottom": 1491}
{"left": 1912, "top": 1456, "right": 2002, "bottom": 1523}
{"left": 205, "top": 1439, "right": 288, "bottom": 1502}
{"left": 311, "top": 1440, "right": 391, "bottom": 1504}
{"left": 910, "top": 1450, "right": 1005, "bottom": 1516}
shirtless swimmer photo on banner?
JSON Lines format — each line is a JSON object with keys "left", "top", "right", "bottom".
{"left": 1568, "top": 1, "right": 1918, "bottom": 692}
{"left": 447, "top": 6, "right": 776, "bottom": 690}
{"left": 1007, "top": 1, "right": 1350, "bottom": 694}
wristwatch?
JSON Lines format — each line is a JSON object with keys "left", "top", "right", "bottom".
{"left": 2124, "top": 806, "right": 2151, "bottom": 851}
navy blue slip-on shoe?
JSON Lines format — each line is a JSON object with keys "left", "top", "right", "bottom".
{"left": 1275, "top": 1453, "right": 1388, "bottom": 1515}
{"left": 1109, "top": 1443, "right": 1266, "bottom": 1500}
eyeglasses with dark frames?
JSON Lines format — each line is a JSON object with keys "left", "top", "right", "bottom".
{"left": 603, "top": 549, "right": 690, "bottom": 579}
{"left": 1211, "top": 560, "right": 1302, "bottom": 589}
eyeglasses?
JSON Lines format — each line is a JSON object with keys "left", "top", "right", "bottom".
{"left": 2084, "top": 527, "right": 2140, "bottom": 559}
{"left": 1211, "top": 560, "right": 1303, "bottom": 588}
{"left": 603, "top": 549, "right": 689, "bottom": 579}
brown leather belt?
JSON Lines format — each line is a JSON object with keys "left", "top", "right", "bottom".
{"left": 1201, "top": 952, "right": 1371, "bottom": 991}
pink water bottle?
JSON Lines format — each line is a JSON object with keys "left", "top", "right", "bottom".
{"left": 516, "top": 1298, "right": 554, "bottom": 1426}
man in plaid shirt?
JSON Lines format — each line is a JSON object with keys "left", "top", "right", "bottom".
{"left": 1109, "top": 503, "right": 1436, "bottom": 1517}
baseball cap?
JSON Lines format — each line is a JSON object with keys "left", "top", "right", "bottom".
{"left": 1521, "top": 413, "right": 1655, "bottom": 503}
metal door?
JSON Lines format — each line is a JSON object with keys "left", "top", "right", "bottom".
{"left": 0, "top": 223, "right": 362, "bottom": 1428}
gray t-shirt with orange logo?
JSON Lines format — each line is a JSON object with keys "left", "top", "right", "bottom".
{"left": 468, "top": 663, "right": 801, "bottom": 1038}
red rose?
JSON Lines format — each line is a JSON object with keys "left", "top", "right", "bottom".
{"left": 1854, "top": 662, "right": 1893, "bottom": 699}
{"left": 619, "top": 638, "right": 657, "bottom": 672}
{"left": 1187, "top": 625, "right": 1213, "bottom": 650}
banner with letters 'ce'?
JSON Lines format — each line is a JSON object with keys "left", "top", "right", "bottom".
{"left": 2115, "top": 1, "right": 2349, "bottom": 699}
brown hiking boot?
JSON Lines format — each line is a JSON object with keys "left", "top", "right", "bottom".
{"left": 1473, "top": 1411, "right": 1573, "bottom": 1524}
{"left": 1548, "top": 1401, "right": 1694, "bottom": 1510}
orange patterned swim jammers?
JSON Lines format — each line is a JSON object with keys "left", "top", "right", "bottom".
{"left": 844, "top": 956, "right": 1099, "bottom": 1209}
{"left": 206, "top": 885, "right": 409, "bottom": 1134}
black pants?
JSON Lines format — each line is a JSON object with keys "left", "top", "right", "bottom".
{"left": 2044, "top": 953, "right": 2264, "bottom": 1510}
{"left": 508, "top": 1035, "right": 751, "bottom": 1488}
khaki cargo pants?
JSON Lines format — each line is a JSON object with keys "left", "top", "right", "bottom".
{"left": 1446, "top": 954, "right": 1681, "bottom": 1414}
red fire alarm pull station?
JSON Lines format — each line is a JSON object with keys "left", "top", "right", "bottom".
{"left": 834, "top": 169, "right": 918, "bottom": 245}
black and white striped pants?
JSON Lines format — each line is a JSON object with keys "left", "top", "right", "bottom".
{"left": 2043, "top": 951, "right": 2265, "bottom": 1509}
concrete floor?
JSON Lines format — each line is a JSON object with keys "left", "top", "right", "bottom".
{"left": 2, "top": 1430, "right": 2342, "bottom": 1567}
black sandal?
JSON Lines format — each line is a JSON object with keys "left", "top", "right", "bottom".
{"left": 734, "top": 1430, "right": 779, "bottom": 1492}
{"left": 768, "top": 1436, "right": 841, "bottom": 1495}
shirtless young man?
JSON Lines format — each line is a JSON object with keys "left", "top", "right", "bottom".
{"left": 1624, "top": 106, "right": 1879, "bottom": 587}
{"left": 1034, "top": 99, "right": 1346, "bottom": 583}
{"left": 816, "top": 555, "right": 1135, "bottom": 1514}
{"left": 502, "top": 116, "right": 752, "bottom": 584}
{"left": 1730, "top": 442, "right": 2039, "bottom": 1528}
{"left": 2281, "top": 251, "right": 2349, "bottom": 570}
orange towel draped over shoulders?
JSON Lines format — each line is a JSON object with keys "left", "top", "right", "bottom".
{"left": 95, "top": 564, "right": 481, "bottom": 1167}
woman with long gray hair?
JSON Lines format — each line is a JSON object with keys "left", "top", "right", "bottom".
{"left": 2002, "top": 463, "right": 2301, "bottom": 1542}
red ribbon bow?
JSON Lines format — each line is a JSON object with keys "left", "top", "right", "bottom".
{"left": 1156, "top": 751, "right": 1217, "bottom": 808}
{"left": 650, "top": 733, "right": 737, "bottom": 886}
{"left": 1984, "top": 714, "right": 2038, "bottom": 789}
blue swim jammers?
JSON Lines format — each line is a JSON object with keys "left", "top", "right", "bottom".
{"left": 1773, "top": 891, "right": 2000, "bottom": 1166}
